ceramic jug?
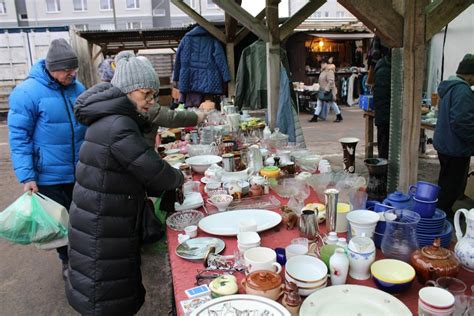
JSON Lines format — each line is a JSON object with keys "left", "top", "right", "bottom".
{"left": 382, "top": 191, "right": 412, "bottom": 209}
{"left": 454, "top": 208, "right": 474, "bottom": 272}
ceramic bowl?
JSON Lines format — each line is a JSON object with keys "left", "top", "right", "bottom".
{"left": 285, "top": 255, "right": 328, "bottom": 284}
{"left": 207, "top": 194, "right": 233, "bottom": 211}
{"left": 185, "top": 155, "right": 222, "bottom": 174}
{"left": 371, "top": 259, "right": 416, "bottom": 293}
{"left": 166, "top": 209, "right": 204, "bottom": 231}
{"left": 237, "top": 232, "right": 261, "bottom": 246}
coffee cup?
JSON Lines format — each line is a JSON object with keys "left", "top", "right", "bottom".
{"left": 418, "top": 287, "right": 455, "bottom": 315}
{"left": 239, "top": 219, "right": 258, "bottom": 232}
{"left": 409, "top": 181, "right": 440, "bottom": 201}
{"left": 184, "top": 225, "right": 198, "bottom": 238}
{"left": 244, "top": 247, "right": 282, "bottom": 274}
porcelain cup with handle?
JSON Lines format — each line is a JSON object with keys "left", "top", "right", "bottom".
{"left": 244, "top": 247, "right": 282, "bottom": 275}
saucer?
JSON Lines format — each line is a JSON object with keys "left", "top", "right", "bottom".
{"left": 201, "top": 176, "right": 219, "bottom": 184}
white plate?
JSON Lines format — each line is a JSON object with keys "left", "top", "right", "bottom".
{"left": 198, "top": 209, "right": 282, "bottom": 236}
{"left": 300, "top": 285, "right": 412, "bottom": 316}
{"left": 191, "top": 294, "right": 290, "bottom": 316}
{"left": 175, "top": 192, "right": 203, "bottom": 211}
{"left": 175, "top": 237, "right": 225, "bottom": 260}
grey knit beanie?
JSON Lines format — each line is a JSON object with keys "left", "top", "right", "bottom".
{"left": 45, "top": 38, "right": 78, "bottom": 71}
{"left": 111, "top": 51, "right": 160, "bottom": 94}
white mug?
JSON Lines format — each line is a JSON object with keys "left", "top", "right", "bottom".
{"left": 244, "top": 247, "right": 282, "bottom": 274}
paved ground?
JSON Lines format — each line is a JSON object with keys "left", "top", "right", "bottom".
{"left": 0, "top": 106, "right": 472, "bottom": 315}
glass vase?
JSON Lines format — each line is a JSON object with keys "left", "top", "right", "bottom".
{"left": 381, "top": 209, "right": 420, "bottom": 262}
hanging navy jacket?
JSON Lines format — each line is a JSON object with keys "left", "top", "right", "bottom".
{"left": 173, "top": 26, "right": 230, "bottom": 94}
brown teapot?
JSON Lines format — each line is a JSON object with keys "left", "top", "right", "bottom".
{"left": 410, "top": 238, "right": 460, "bottom": 284}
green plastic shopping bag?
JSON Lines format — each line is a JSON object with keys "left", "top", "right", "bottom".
{"left": 0, "top": 193, "right": 67, "bottom": 245}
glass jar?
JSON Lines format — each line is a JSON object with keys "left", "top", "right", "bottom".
{"left": 381, "top": 209, "right": 420, "bottom": 262}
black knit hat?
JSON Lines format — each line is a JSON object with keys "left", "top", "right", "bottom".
{"left": 45, "top": 39, "right": 79, "bottom": 72}
{"left": 456, "top": 53, "right": 474, "bottom": 75}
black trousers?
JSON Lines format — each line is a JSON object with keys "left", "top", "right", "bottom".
{"left": 376, "top": 124, "right": 390, "bottom": 159}
{"left": 37, "top": 183, "right": 74, "bottom": 263}
{"left": 437, "top": 153, "right": 471, "bottom": 217}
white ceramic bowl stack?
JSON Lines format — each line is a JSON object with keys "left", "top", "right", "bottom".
{"left": 285, "top": 255, "right": 328, "bottom": 296}
{"left": 237, "top": 232, "right": 261, "bottom": 252}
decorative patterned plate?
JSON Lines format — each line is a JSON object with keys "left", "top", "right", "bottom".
{"left": 300, "top": 284, "right": 412, "bottom": 316}
{"left": 176, "top": 237, "right": 225, "bottom": 260}
{"left": 190, "top": 294, "right": 290, "bottom": 316}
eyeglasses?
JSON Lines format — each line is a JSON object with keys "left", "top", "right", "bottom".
{"left": 140, "top": 89, "right": 159, "bottom": 102}
{"left": 63, "top": 68, "right": 78, "bottom": 74}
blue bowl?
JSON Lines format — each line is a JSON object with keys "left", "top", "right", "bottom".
{"left": 371, "top": 259, "right": 415, "bottom": 293}
{"left": 412, "top": 197, "right": 437, "bottom": 218}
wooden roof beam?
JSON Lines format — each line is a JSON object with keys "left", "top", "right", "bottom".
{"left": 213, "top": 0, "right": 269, "bottom": 42}
{"left": 234, "top": 8, "right": 266, "bottom": 44}
{"left": 425, "top": 0, "right": 473, "bottom": 41}
{"left": 279, "top": 0, "right": 326, "bottom": 41}
{"left": 225, "top": 0, "right": 242, "bottom": 42}
{"left": 171, "top": 0, "right": 226, "bottom": 43}
{"left": 339, "top": 0, "right": 403, "bottom": 47}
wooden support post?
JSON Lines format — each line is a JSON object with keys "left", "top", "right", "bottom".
{"left": 398, "top": 0, "right": 428, "bottom": 191}
{"left": 266, "top": 0, "right": 280, "bottom": 130}
{"left": 425, "top": 0, "right": 473, "bottom": 41}
{"left": 339, "top": 0, "right": 403, "bottom": 47}
{"left": 225, "top": 1, "right": 241, "bottom": 98}
{"left": 213, "top": 0, "right": 269, "bottom": 42}
{"left": 171, "top": 0, "right": 226, "bottom": 43}
{"left": 279, "top": 0, "right": 326, "bottom": 41}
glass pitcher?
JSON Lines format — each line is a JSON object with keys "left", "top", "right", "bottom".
{"left": 381, "top": 209, "right": 420, "bottom": 262}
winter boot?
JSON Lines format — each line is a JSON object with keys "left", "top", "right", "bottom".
{"left": 309, "top": 115, "right": 319, "bottom": 122}
{"left": 334, "top": 114, "right": 343, "bottom": 122}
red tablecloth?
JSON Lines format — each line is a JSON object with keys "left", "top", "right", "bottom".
{"left": 167, "top": 183, "right": 474, "bottom": 315}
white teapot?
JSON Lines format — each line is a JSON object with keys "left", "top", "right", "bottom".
{"left": 204, "top": 164, "right": 223, "bottom": 182}
{"left": 454, "top": 208, "right": 474, "bottom": 272}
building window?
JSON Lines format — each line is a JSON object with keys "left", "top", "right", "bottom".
{"left": 336, "top": 11, "right": 345, "bottom": 17}
{"left": 100, "top": 23, "right": 115, "bottom": 30}
{"left": 75, "top": 24, "right": 88, "bottom": 30}
{"left": 73, "top": 0, "right": 87, "bottom": 11}
{"left": 0, "top": 1, "right": 6, "bottom": 14}
{"left": 19, "top": 13, "right": 28, "bottom": 20}
{"left": 126, "top": 21, "right": 141, "bottom": 29}
{"left": 324, "top": 11, "right": 329, "bottom": 17}
{"left": 100, "top": 0, "right": 112, "bottom": 10}
{"left": 46, "top": 0, "right": 61, "bottom": 12}
{"left": 207, "top": 0, "right": 217, "bottom": 8}
{"left": 126, "top": 0, "right": 140, "bottom": 9}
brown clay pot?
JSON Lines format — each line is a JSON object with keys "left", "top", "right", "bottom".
{"left": 410, "top": 238, "right": 460, "bottom": 284}
{"left": 241, "top": 270, "right": 283, "bottom": 301}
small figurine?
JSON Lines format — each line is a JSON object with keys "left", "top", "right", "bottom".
{"left": 282, "top": 281, "right": 302, "bottom": 316}
{"left": 281, "top": 206, "right": 298, "bottom": 230}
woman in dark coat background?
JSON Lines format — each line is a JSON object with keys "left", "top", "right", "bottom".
{"left": 66, "top": 51, "right": 184, "bottom": 315}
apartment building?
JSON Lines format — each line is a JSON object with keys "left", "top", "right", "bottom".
{"left": 1, "top": 1, "right": 356, "bottom": 30}
{"left": 0, "top": 0, "right": 169, "bottom": 30}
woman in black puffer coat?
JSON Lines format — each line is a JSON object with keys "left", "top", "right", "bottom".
{"left": 66, "top": 51, "right": 184, "bottom": 315}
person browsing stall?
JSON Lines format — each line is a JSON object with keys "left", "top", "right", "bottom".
{"left": 66, "top": 51, "right": 184, "bottom": 315}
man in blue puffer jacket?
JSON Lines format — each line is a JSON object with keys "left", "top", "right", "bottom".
{"left": 8, "top": 39, "right": 86, "bottom": 275}
{"left": 433, "top": 53, "right": 474, "bottom": 217}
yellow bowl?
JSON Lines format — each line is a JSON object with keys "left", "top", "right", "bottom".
{"left": 371, "top": 259, "right": 416, "bottom": 284}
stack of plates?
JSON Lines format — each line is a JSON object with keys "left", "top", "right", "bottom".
{"left": 417, "top": 221, "right": 453, "bottom": 248}
{"left": 285, "top": 255, "right": 328, "bottom": 296}
{"left": 416, "top": 209, "right": 446, "bottom": 235}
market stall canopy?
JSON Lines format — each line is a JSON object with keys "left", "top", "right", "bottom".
{"left": 76, "top": 26, "right": 195, "bottom": 55}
